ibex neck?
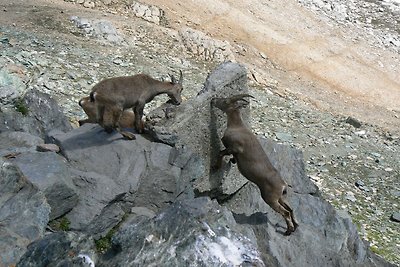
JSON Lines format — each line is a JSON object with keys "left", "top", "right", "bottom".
{"left": 147, "top": 82, "right": 173, "bottom": 100}
{"left": 155, "top": 82, "right": 173, "bottom": 94}
{"left": 227, "top": 110, "right": 245, "bottom": 127}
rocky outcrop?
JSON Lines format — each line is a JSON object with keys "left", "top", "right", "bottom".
{"left": 179, "top": 27, "right": 235, "bottom": 62}
{"left": 17, "top": 231, "right": 97, "bottom": 267}
{"left": 0, "top": 159, "right": 50, "bottom": 267}
{"left": 147, "top": 61, "right": 250, "bottom": 199}
{"left": 100, "top": 197, "right": 265, "bottom": 266}
{"left": 0, "top": 62, "right": 393, "bottom": 266}
{"left": 11, "top": 151, "right": 79, "bottom": 220}
{"left": 0, "top": 89, "right": 72, "bottom": 139}
{"left": 47, "top": 123, "right": 198, "bottom": 233}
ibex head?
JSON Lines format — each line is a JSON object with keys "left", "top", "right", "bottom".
{"left": 167, "top": 70, "right": 184, "bottom": 105}
{"left": 211, "top": 94, "right": 254, "bottom": 113}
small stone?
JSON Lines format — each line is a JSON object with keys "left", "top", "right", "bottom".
{"left": 345, "top": 191, "right": 356, "bottom": 202}
{"left": 354, "top": 130, "right": 366, "bottom": 136}
{"left": 275, "top": 132, "right": 293, "bottom": 142}
{"left": 36, "top": 143, "right": 60, "bottom": 153}
{"left": 384, "top": 167, "right": 393, "bottom": 172}
{"left": 113, "top": 58, "right": 123, "bottom": 65}
{"left": 83, "top": 1, "right": 95, "bottom": 8}
{"left": 392, "top": 191, "right": 400, "bottom": 198}
{"left": 391, "top": 212, "right": 400, "bottom": 223}
{"left": 355, "top": 180, "right": 364, "bottom": 187}
{"left": 260, "top": 52, "right": 267, "bottom": 59}
{"left": 345, "top": 117, "right": 362, "bottom": 128}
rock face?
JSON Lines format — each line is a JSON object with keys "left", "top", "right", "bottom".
{"left": 100, "top": 197, "right": 265, "bottom": 266}
{"left": 179, "top": 27, "right": 235, "bottom": 62}
{"left": 47, "top": 123, "right": 197, "bottom": 233}
{"left": 0, "top": 158, "right": 50, "bottom": 267}
{"left": 17, "top": 232, "right": 97, "bottom": 267}
{"left": 11, "top": 152, "right": 79, "bottom": 220}
{"left": 147, "top": 61, "right": 250, "bottom": 199}
{"left": 0, "top": 62, "right": 394, "bottom": 267}
{"left": 0, "top": 89, "right": 72, "bottom": 138}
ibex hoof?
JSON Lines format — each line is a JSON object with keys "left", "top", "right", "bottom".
{"left": 284, "top": 230, "right": 292, "bottom": 236}
{"left": 105, "top": 127, "right": 114, "bottom": 134}
{"left": 284, "top": 227, "right": 296, "bottom": 236}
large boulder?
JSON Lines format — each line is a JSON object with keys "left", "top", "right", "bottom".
{"left": 47, "top": 123, "right": 198, "bottom": 236}
{"left": 11, "top": 151, "right": 79, "bottom": 220}
{"left": 17, "top": 232, "right": 96, "bottom": 267}
{"left": 100, "top": 197, "right": 265, "bottom": 266}
{"left": 225, "top": 182, "right": 391, "bottom": 266}
{"left": 0, "top": 158, "right": 50, "bottom": 267}
{"left": 147, "top": 61, "right": 250, "bottom": 199}
{"left": 0, "top": 131, "right": 44, "bottom": 157}
{"left": 0, "top": 89, "right": 72, "bottom": 138}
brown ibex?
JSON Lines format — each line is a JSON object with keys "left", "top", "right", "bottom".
{"left": 90, "top": 71, "right": 183, "bottom": 137}
{"left": 211, "top": 94, "right": 298, "bottom": 235}
{"left": 78, "top": 96, "right": 137, "bottom": 128}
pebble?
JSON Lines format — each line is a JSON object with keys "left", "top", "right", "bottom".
{"left": 346, "top": 116, "right": 362, "bottom": 128}
{"left": 390, "top": 212, "right": 400, "bottom": 223}
{"left": 275, "top": 132, "right": 293, "bottom": 142}
{"left": 36, "top": 144, "right": 60, "bottom": 153}
{"left": 345, "top": 191, "right": 357, "bottom": 202}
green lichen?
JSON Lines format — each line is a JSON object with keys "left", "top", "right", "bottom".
{"left": 14, "top": 99, "right": 29, "bottom": 115}
{"left": 95, "top": 228, "right": 117, "bottom": 253}
{"left": 49, "top": 216, "right": 71, "bottom": 231}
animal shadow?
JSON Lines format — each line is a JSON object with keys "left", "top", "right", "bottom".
{"left": 233, "top": 212, "right": 288, "bottom": 235}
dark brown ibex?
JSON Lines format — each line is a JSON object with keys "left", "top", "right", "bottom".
{"left": 211, "top": 94, "right": 298, "bottom": 235}
{"left": 90, "top": 71, "right": 183, "bottom": 137}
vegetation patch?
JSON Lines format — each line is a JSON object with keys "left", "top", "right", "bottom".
{"left": 14, "top": 99, "right": 29, "bottom": 115}
{"left": 49, "top": 216, "right": 71, "bottom": 231}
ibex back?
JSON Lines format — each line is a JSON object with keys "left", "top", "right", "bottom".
{"left": 90, "top": 71, "right": 183, "bottom": 136}
{"left": 211, "top": 94, "right": 298, "bottom": 235}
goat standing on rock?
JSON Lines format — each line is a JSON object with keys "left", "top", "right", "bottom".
{"left": 89, "top": 71, "right": 183, "bottom": 139}
{"left": 211, "top": 94, "right": 298, "bottom": 235}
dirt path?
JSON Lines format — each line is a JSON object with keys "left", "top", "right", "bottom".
{"left": 144, "top": 0, "right": 400, "bottom": 130}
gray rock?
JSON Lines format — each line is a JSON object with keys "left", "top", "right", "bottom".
{"left": 92, "top": 20, "right": 124, "bottom": 43}
{"left": 36, "top": 143, "right": 60, "bottom": 152}
{"left": 225, "top": 183, "right": 392, "bottom": 267}
{"left": 275, "top": 132, "right": 293, "bottom": 142}
{"left": 346, "top": 116, "right": 362, "bottom": 128}
{"left": 48, "top": 123, "right": 196, "bottom": 233}
{"left": 0, "top": 158, "right": 50, "bottom": 267}
{"left": 147, "top": 61, "right": 249, "bottom": 198}
{"left": 390, "top": 212, "right": 400, "bottom": 223}
{"left": 17, "top": 231, "right": 96, "bottom": 267}
{"left": 11, "top": 152, "right": 78, "bottom": 220}
{"left": 345, "top": 191, "right": 357, "bottom": 202}
{"left": 0, "top": 68, "right": 27, "bottom": 107}
{"left": 0, "top": 131, "right": 44, "bottom": 156}
{"left": 258, "top": 137, "right": 318, "bottom": 195}
{"left": 85, "top": 202, "right": 125, "bottom": 239}
{"left": 0, "top": 89, "right": 72, "bottom": 138}
{"left": 100, "top": 197, "right": 265, "bottom": 266}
